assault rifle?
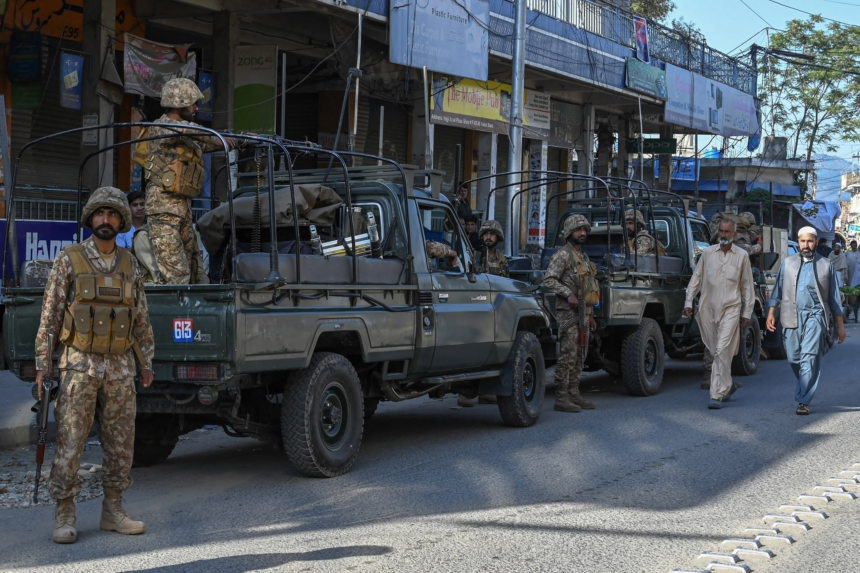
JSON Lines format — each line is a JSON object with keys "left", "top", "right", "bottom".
{"left": 33, "top": 333, "right": 56, "bottom": 503}
{"left": 577, "top": 285, "right": 587, "bottom": 369}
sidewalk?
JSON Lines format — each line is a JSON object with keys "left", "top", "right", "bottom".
{"left": 0, "top": 370, "right": 54, "bottom": 450}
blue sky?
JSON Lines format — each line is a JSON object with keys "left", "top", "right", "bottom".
{"left": 669, "top": 0, "right": 860, "bottom": 173}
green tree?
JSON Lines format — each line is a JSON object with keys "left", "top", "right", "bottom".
{"left": 760, "top": 17, "right": 860, "bottom": 194}
{"left": 630, "top": 0, "right": 676, "bottom": 22}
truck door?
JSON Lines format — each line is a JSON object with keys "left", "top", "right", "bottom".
{"left": 419, "top": 203, "right": 494, "bottom": 370}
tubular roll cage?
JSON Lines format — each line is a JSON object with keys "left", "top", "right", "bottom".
{"left": 2, "top": 122, "right": 414, "bottom": 288}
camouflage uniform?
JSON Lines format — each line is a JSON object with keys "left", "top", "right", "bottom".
{"left": 478, "top": 220, "right": 509, "bottom": 278}
{"left": 426, "top": 240, "right": 455, "bottom": 261}
{"left": 736, "top": 212, "right": 762, "bottom": 255}
{"left": 543, "top": 215, "right": 599, "bottom": 406}
{"left": 146, "top": 79, "right": 225, "bottom": 284}
{"left": 625, "top": 209, "right": 665, "bottom": 255}
{"left": 35, "top": 191, "right": 155, "bottom": 502}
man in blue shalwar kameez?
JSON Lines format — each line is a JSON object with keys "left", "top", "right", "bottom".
{"left": 766, "top": 227, "right": 846, "bottom": 415}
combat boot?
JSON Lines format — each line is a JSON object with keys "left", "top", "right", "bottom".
{"left": 53, "top": 497, "right": 77, "bottom": 544}
{"left": 100, "top": 488, "right": 145, "bottom": 535}
{"left": 554, "top": 397, "right": 581, "bottom": 413}
{"left": 569, "top": 395, "right": 596, "bottom": 409}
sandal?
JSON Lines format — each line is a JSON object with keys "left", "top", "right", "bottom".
{"left": 796, "top": 403, "right": 810, "bottom": 415}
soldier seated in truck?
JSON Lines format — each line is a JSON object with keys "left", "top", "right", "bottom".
{"left": 625, "top": 209, "right": 665, "bottom": 256}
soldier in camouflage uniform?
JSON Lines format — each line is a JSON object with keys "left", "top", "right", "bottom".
{"left": 144, "top": 78, "right": 235, "bottom": 284}
{"left": 543, "top": 214, "right": 600, "bottom": 412}
{"left": 425, "top": 240, "right": 460, "bottom": 268}
{"left": 625, "top": 209, "right": 665, "bottom": 256}
{"left": 35, "top": 187, "right": 156, "bottom": 544}
{"left": 477, "top": 220, "right": 509, "bottom": 278}
{"left": 734, "top": 212, "right": 762, "bottom": 255}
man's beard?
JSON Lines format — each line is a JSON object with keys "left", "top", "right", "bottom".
{"left": 483, "top": 238, "right": 497, "bottom": 248}
{"left": 568, "top": 234, "right": 587, "bottom": 245}
{"left": 94, "top": 224, "right": 118, "bottom": 240}
{"left": 802, "top": 248, "right": 814, "bottom": 260}
{"left": 718, "top": 237, "right": 732, "bottom": 246}
{"left": 179, "top": 109, "right": 195, "bottom": 121}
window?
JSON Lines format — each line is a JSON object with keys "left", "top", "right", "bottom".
{"left": 420, "top": 205, "right": 464, "bottom": 272}
{"left": 690, "top": 220, "right": 711, "bottom": 262}
{"left": 653, "top": 219, "right": 671, "bottom": 249}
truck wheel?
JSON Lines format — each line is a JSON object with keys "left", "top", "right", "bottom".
{"left": 132, "top": 414, "right": 181, "bottom": 468}
{"left": 731, "top": 319, "right": 762, "bottom": 375}
{"left": 281, "top": 352, "right": 364, "bottom": 478}
{"left": 497, "top": 331, "right": 546, "bottom": 427}
{"left": 621, "top": 318, "right": 665, "bottom": 396}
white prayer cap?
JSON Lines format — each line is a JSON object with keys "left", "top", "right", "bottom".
{"left": 797, "top": 226, "right": 817, "bottom": 238}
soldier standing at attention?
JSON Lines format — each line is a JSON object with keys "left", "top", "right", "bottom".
{"left": 543, "top": 215, "right": 600, "bottom": 413}
{"left": 144, "top": 78, "right": 235, "bottom": 284}
{"left": 35, "top": 187, "right": 155, "bottom": 543}
{"left": 625, "top": 209, "right": 665, "bottom": 255}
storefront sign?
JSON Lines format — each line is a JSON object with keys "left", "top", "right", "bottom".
{"left": 430, "top": 75, "right": 548, "bottom": 136}
{"left": 527, "top": 140, "right": 548, "bottom": 247}
{"left": 0, "top": 220, "right": 90, "bottom": 277}
{"left": 549, "top": 100, "right": 582, "bottom": 148}
{"left": 5, "top": 0, "right": 142, "bottom": 48}
{"left": 234, "top": 45, "right": 277, "bottom": 134}
{"left": 625, "top": 138, "right": 677, "bottom": 154}
{"left": 82, "top": 115, "right": 98, "bottom": 146}
{"left": 60, "top": 52, "right": 83, "bottom": 110}
{"left": 197, "top": 70, "right": 214, "bottom": 122}
{"left": 625, "top": 58, "right": 667, "bottom": 100}
{"left": 11, "top": 82, "right": 40, "bottom": 110}
{"left": 123, "top": 34, "right": 197, "bottom": 98}
{"left": 390, "top": 0, "right": 489, "bottom": 81}
{"left": 8, "top": 31, "right": 41, "bottom": 83}
{"left": 664, "top": 63, "right": 759, "bottom": 137}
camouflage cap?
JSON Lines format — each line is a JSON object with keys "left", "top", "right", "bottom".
{"left": 562, "top": 214, "right": 591, "bottom": 239}
{"left": 738, "top": 211, "right": 756, "bottom": 226}
{"left": 625, "top": 208, "right": 645, "bottom": 227}
{"left": 479, "top": 219, "right": 504, "bottom": 241}
{"left": 161, "top": 78, "right": 207, "bottom": 109}
{"left": 81, "top": 186, "right": 133, "bottom": 233}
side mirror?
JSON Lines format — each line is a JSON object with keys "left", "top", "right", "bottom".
{"left": 751, "top": 266, "right": 761, "bottom": 282}
{"left": 467, "top": 262, "right": 477, "bottom": 283}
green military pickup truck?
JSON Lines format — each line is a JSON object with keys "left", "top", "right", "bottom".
{"left": 510, "top": 181, "right": 765, "bottom": 396}
{"left": 3, "top": 128, "right": 553, "bottom": 478}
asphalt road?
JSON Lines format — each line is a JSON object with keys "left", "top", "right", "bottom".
{"left": 2, "top": 323, "right": 860, "bottom": 573}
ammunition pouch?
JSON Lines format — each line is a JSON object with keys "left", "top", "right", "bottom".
{"left": 145, "top": 142, "right": 204, "bottom": 198}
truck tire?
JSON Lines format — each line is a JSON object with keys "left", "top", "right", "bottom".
{"left": 621, "top": 318, "right": 665, "bottom": 396}
{"left": 497, "top": 331, "right": 546, "bottom": 427}
{"left": 731, "top": 318, "right": 762, "bottom": 376}
{"left": 132, "top": 414, "right": 180, "bottom": 468}
{"left": 281, "top": 352, "right": 364, "bottom": 478}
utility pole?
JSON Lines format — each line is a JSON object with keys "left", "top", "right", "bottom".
{"left": 505, "top": 0, "right": 527, "bottom": 256}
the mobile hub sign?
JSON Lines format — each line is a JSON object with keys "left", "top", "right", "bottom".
{"left": 390, "top": 0, "right": 490, "bottom": 81}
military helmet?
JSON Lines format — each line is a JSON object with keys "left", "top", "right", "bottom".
{"left": 739, "top": 211, "right": 756, "bottom": 226}
{"left": 625, "top": 208, "right": 646, "bottom": 228}
{"left": 562, "top": 214, "right": 591, "bottom": 239}
{"left": 479, "top": 219, "right": 504, "bottom": 242}
{"left": 81, "top": 186, "right": 133, "bottom": 233}
{"left": 160, "top": 78, "right": 206, "bottom": 109}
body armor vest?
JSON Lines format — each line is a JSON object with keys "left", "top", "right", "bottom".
{"left": 564, "top": 244, "right": 600, "bottom": 306}
{"left": 136, "top": 128, "right": 205, "bottom": 198}
{"left": 59, "top": 244, "right": 138, "bottom": 355}
{"left": 486, "top": 249, "right": 508, "bottom": 277}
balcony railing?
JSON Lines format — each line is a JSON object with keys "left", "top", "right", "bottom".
{"left": 525, "top": 0, "right": 756, "bottom": 94}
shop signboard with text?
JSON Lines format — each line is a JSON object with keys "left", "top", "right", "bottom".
{"left": 234, "top": 45, "right": 277, "bottom": 134}
{"left": 625, "top": 58, "right": 667, "bottom": 100}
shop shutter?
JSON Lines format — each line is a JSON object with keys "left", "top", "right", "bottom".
{"left": 362, "top": 98, "right": 409, "bottom": 165}
{"left": 283, "top": 93, "right": 319, "bottom": 169}
{"left": 433, "top": 125, "right": 465, "bottom": 197}
{"left": 11, "top": 37, "right": 84, "bottom": 192}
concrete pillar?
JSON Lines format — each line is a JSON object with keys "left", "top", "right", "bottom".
{"left": 657, "top": 124, "right": 673, "bottom": 191}
{"left": 477, "top": 132, "right": 497, "bottom": 221}
{"left": 411, "top": 109, "right": 433, "bottom": 168}
{"left": 615, "top": 117, "right": 630, "bottom": 178}
{"left": 212, "top": 11, "right": 239, "bottom": 131}
{"left": 575, "top": 104, "right": 595, "bottom": 197}
{"left": 81, "top": 0, "right": 116, "bottom": 191}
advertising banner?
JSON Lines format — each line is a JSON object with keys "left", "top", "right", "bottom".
{"left": 430, "top": 75, "right": 549, "bottom": 136}
{"left": 234, "top": 45, "right": 277, "bottom": 134}
{"left": 8, "top": 31, "right": 41, "bottom": 83}
{"left": 197, "top": 70, "right": 214, "bottom": 122}
{"left": 60, "top": 52, "right": 83, "bottom": 110}
{"left": 123, "top": 33, "right": 196, "bottom": 98}
{"left": 0, "top": 220, "right": 90, "bottom": 277}
{"left": 625, "top": 58, "right": 667, "bottom": 100}
{"left": 671, "top": 157, "right": 699, "bottom": 181}
{"left": 390, "top": 0, "right": 489, "bottom": 81}
{"left": 549, "top": 100, "right": 582, "bottom": 148}
{"left": 633, "top": 17, "right": 650, "bottom": 63}
{"left": 527, "top": 140, "right": 548, "bottom": 246}
{"left": 664, "top": 63, "right": 759, "bottom": 137}
{"left": 5, "top": 0, "right": 142, "bottom": 48}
